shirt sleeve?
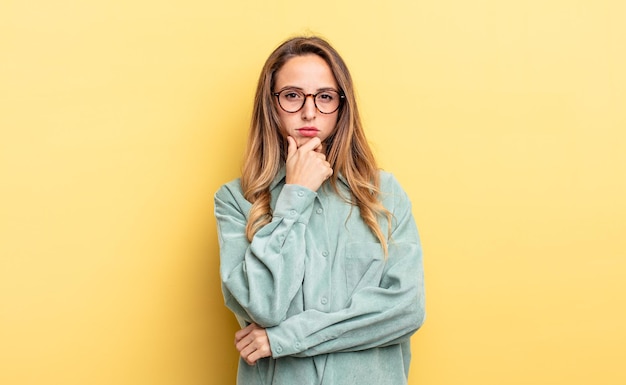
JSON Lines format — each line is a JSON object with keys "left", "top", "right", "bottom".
{"left": 265, "top": 175, "right": 425, "bottom": 357}
{"left": 214, "top": 181, "right": 317, "bottom": 327}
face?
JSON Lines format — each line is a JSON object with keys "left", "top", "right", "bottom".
{"left": 273, "top": 54, "right": 340, "bottom": 148}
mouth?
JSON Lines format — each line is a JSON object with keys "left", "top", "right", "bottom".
{"left": 297, "top": 127, "right": 319, "bottom": 137}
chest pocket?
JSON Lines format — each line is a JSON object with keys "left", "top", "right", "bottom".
{"left": 344, "top": 242, "right": 385, "bottom": 296}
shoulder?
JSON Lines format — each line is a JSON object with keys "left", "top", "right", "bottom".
{"left": 214, "top": 177, "right": 254, "bottom": 218}
{"left": 378, "top": 170, "right": 406, "bottom": 194}
{"left": 214, "top": 177, "right": 244, "bottom": 203}
{"left": 378, "top": 170, "right": 412, "bottom": 210}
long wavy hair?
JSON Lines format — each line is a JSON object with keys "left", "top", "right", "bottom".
{"left": 241, "top": 36, "right": 392, "bottom": 255}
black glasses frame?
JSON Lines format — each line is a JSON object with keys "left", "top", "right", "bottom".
{"left": 273, "top": 89, "right": 345, "bottom": 114}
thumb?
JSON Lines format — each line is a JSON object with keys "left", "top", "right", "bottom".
{"left": 286, "top": 136, "right": 297, "bottom": 159}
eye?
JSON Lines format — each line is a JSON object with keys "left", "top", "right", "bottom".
{"left": 317, "top": 92, "right": 335, "bottom": 103}
{"left": 282, "top": 90, "right": 303, "bottom": 100}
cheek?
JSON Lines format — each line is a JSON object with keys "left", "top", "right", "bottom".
{"left": 276, "top": 111, "right": 291, "bottom": 137}
{"left": 325, "top": 114, "right": 340, "bottom": 132}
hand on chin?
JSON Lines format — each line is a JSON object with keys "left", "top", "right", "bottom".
{"left": 294, "top": 136, "right": 314, "bottom": 148}
{"left": 293, "top": 136, "right": 325, "bottom": 153}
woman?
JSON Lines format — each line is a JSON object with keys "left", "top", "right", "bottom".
{"left": 214, "top": 36, "right": 425, "bottom": 385}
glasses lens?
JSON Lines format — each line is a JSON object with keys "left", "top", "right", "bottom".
{"left": 315, "top": 91, "right": 340, "bottom": 114}
{"left": 277, "top": 89, "right": 342, "bottom": 114}
{"left": 278, "top": 90, "right": 305, "bottom": 113}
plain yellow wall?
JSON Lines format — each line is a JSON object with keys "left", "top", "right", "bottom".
{"left": 2, "top": 1, "right": 625, "bottom": 384}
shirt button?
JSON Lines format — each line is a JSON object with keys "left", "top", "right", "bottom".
{"left": 320, "top": 297, "right": 328, "bottom": 305}
{"left": 322, "top": 251, "right": 329, "bottom": 257}
{"left": 290, "top": 209, "right": 297, "bottom": 216}
{"left": 275, "top": 345, "right": 283, "bottom": 354}
{"left": 316, "top": 208, "right": 323, "bottom": 214}
{"left": 295, "top": 342, "right": 301, "bottom": 349}
{"left": 298, "top": 191, "right": 304, "bottom": 197}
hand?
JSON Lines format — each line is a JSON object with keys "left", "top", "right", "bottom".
{"left": 234, "top": 323, "right": 272, "bottom": 365}
{"left": 285, "top": 136, "right": 333, "bottom": 191}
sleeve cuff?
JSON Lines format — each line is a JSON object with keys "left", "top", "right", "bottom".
{"left": 266, "top": 323, "right": 305, "bottom": 357}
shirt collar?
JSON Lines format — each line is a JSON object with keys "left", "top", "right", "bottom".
{"left": 269, "top": 166, "right": 287, "bottom": 191}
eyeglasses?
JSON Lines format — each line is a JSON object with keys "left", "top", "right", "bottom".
{"left": 273, "top": 88, "right": 345, "bottom": 114}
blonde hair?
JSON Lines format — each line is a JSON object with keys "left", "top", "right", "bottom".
{"left": 241, "top": 36, "right": 392, "bottom": 255}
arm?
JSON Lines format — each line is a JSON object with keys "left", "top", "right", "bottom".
{"left": 214, "top": 181, "right": 316, "bottom": 327}
{"left": 266, "top": 175, "right": 425, "bottom": 357}
{"left": 215, "top": 137, "right": 332, "bottom": 328}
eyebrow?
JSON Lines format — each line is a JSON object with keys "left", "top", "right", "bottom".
{"left": 276, "top": 86, "right": 340, "bottom": 93}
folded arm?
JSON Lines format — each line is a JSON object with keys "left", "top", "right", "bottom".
{"left": 215, "top": 182, "right": 317, "bottom": 327}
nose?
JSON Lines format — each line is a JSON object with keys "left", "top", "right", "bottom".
{"left": 301, "top": 95, "right": 317, "bottom": 120}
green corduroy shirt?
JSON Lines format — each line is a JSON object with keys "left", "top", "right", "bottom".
{"left": 214, "top": 168, "right": 425, "bottom": 385}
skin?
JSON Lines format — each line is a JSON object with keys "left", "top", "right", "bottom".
{"left": 278, "top": 54, "right": 337, "bottom": 191}
{"left": 235, "top": 323, "right": 271, "bottom": 366}
{"left": 234, "top": 54, "right": 339, "bottom": 365}
{"left": 274, "top": 54, "right": 340, "bottom": 147}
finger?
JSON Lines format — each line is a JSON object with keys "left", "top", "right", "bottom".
{"left": 298, "top": 136, "right": 322, "bottom": 153}
{"left": 239, "top": 343, "right": 257, "bottom": 364}
{"left": 314, "top": 151, "right": 326, "bottom": 161}
{"left": 235, "top": 334, "right": 252, "bottom": 352}
{"left": 235, "top": 324, "right": 266, "bottom": 351}
{"left": 241, "top": 335, "right": 271, "bottom": 364}
{"left": 234, "top": 325, "right": 251, "bottom": 343}
{"left": 286, "top": 136, "right": 297, "bottom": 159}
{"left": 314, "top": 141, "right": 325, "bottom": 154}
{"left": 234, "top": 323, "right": 255, "bottom": 343}
{"left": 235, "top": 329, "right": 260, "bottom": 352}
{"left": 238, "top": 338, "right": 268, "bottom": 365}
{"left": 246, "top": 344, "right": 271, "bottom": 365}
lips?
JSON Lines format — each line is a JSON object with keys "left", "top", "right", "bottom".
{"left": 297, "top": 127, "right": 319, "bottom": 137}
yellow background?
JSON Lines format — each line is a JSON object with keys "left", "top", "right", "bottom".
{"left": 2, "top": 1, "right": 625, "bottom": 384}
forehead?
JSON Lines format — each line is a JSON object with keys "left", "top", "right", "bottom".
{"left": 274, "top": 54, "right": 337, "bottom": 90}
